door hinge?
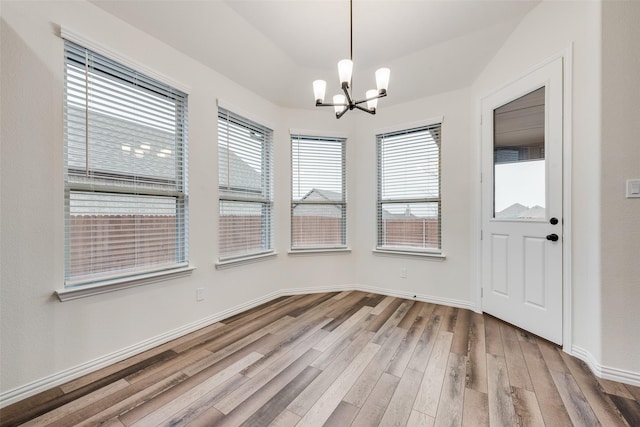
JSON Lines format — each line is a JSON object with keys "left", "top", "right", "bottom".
{"left": 481, "top": 288, "right": 484, "bottom": 298}
{"left": 480, "top": 230, "right": 483, "bottom": 240}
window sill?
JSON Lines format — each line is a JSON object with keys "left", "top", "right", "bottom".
{"left": 215, "top": 251, "right": 278, "bottom": 269}
{"left": 56, "top": 266, "right": 196, "bottom": 302}
{"left": 372, "top": 248, "right": 446, "bottom": 260}
{"left": 288, "top": 248, "right": 352, "bottom": 256}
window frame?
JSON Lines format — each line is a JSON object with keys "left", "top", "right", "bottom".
{"left": 376, "top": 122, "right": 443, "bottom": 256}
{"left": 61, "top": 39, "right": 190, "bottom": 294}
{"left": 290, "top": 134, "right": 347, "bottom": 252}
{"left": 217, "top": 108, "right": 274, "bottom": 263}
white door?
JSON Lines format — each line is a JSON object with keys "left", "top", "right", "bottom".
{"left": 481, "top": 58, "right": 563, "bottom": 345}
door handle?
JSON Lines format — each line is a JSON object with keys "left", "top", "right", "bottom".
{"left": 546, "top": 233, "right": 559, "bottom": 242}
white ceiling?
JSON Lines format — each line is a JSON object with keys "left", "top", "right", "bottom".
{"left": 89, "top": 0, "right": 539, "bottom": 109}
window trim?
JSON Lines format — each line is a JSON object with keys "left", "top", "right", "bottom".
{"left": 376, "top": 121, "right": 443, "bottom": 255}
{"left": 61, "top": 27, "right": 189, "bottom": 93}
{"left": 56, "top": 265, "right": 195, "bottom": 302}
{"left": 290, "top": 134, "right": 347, "bottom": 251}
{"left": 217, "top": 107, "right": 274, "bottom": 261}
{"left": 214, "top": 251, "right": 278, "bottom": 269}
{"left": 288, "top": 248, "right": 352, "bottom": 256}
{"left": 372, "top": 248, "right": 446, "bottom": 260}
{"left": 63, "top": 40, "right": 189, "bottom": 289}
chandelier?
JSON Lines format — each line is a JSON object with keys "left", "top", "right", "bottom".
{"left": 313, "top": 0, "right": 390, "bottom": 119}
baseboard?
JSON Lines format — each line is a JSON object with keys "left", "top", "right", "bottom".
{"left": 351, "top": 283, "right": 477, "bottom": 312}
{"left": 0, "top": 289, "right": 285, "bottom": 408}
{"left": 279, "top": 283, "right": 477, "bottom": 312}
{"left": 571, "top": 345, "right": 640, "bottom": 387}
{"left": 0, "top": 284, "right": 505, "bottom": 408}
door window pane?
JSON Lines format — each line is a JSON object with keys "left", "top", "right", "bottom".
{"left": 493, "top": 87, "right": 545, "bottom": 219}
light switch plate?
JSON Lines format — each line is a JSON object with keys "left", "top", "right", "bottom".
{"left": 626, "top": 179, "right": 640, "bottom": 198}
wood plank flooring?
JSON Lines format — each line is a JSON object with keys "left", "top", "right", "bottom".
{"left": 2, "top": 291, "right": 639, "bottom": 426}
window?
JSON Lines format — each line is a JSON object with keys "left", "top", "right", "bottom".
{"left": 291, "top": 135, "right": 346, "bottom": 250}
{"left": 218, "top": 109, "right": 273, "bottom": 260}
{"left": 377, "top": 123, "right": 441, "bottom": 253}
{"left": 64, "top": 40, "right": 188, "bottom": 287}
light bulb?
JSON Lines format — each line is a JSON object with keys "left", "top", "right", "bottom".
{"left": 366, "top": 89, "right": 378, "bottom": 111}
{"left": 338, "top": 59, "right": 353, "bottom": 87}
{"left": 375, "top": 68, "right": 390, "bottom": 94}
{"left": 333, "top": 94, "right": 346, "bottom": 114}
{"left": 313, "top": 80, "right": 326, "bottom": 104}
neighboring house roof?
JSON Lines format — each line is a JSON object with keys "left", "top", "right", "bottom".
{"left": 299, "top": 188, "right": 342, "bottom": 202}
{"left": 523, "top": 205, "right": 545, "bottom": 218}
{"left": 495, "top": 203, "right": 545, "bottom": 219}
{"left": 218, "top": 145, "right": 263, "bottom": 194}
{"left": 67, "top": 105, "right": 179, "bottom": 182}
{"left": 294, "top": 188, "right": 343, "bottom": 218}
{"left": 67, "top": 106, "right": 180, "bottom": 216}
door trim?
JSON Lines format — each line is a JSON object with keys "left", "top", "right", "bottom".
{"left": 475, "top": 47, "right": 573, "bottom": 352}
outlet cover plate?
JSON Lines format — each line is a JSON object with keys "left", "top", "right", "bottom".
{"left": 626, "top": 179, "right": 640, "bottom": 198}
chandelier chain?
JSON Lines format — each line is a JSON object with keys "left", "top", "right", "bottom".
{"left": 350, "top": 0, "right": 353, "bottom": 61}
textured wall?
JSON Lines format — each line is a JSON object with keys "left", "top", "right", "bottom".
{"left": 600, "top": 0, "right": 640, "bottom": 377}
{"left": 471, "top": 0, "right": 604, "bottom": 364}
{"left": 0, "top": 0, "right": 355, "bottom": 397}
{"left": 2, "top": 0, "right": 638, "bottom": 404}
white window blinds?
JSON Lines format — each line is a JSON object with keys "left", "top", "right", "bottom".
{"left": 64, "top": 40, "right": 189, "bottom": 286}
{"left": 218, "top": 108, "right": 273, "bottom": 260}
{"left": 377, "top": 124, "right": 441, "bottom": 252}
{"left": 291, "top": 135, "right": 346, "bottom": 250}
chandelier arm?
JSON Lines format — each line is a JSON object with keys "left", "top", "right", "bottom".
{"left": 354, "top": 104, "right": 376, "bottom": 115}
{"left": 342, "top": 83, "right": 354, "bottom": 106}
{"left": 316, "top": 101, "right": 348, "bottom": 107}
{"left": 352, "top": 92, "right": 387, "bottom": 106}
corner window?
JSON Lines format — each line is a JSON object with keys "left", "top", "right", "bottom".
{"left": 63, "top": 40, "right": 189, "bottom": 287}
{"left": 218, "top": 109, "right": 273, "bottom": 260}
{"left": 376, "top": 124, "right": 441, "bottom": 253}
{"left": 291, "top": 135, "right": 347, "bottom": 250}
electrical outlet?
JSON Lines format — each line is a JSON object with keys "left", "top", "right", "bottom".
{"left": 400, "top": 268, "right": 407, "bottom": 278}
{"left": 626, "top": 179, "right": 640, "bottom": 198}
{"left": 196, "top": 288, "right": 204, "bottom": 301}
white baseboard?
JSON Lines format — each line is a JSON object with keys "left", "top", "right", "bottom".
{"left": 7, "top": 285, "right": 637, "bottom": 408}
{"left": 0, "top": 284, "right": 475, "bottom": 408}
{"left": 571, "top": 345, "right": 640, "bottom": 387}
{"left": 0, "top": 289, "right": 285, "bottom": 408}
{"left": 350, "top": 283, "right": 477, "bottom": 312}
{"left": 0, "top": 284, "right": 477, "bottom": 408}
{"left": 280, "top": 283, "right": 477, "bottom": 312}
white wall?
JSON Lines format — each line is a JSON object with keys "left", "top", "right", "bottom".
{"left": 0, "top": 0, "right": 356, "bottom": 398}
{"left": 0, "top": 0, "right": 477, "bottom": 398}
{"left": 481, "top": 0, "right": 603, "bottom": 361}
{"left": 600, "top": 1, "right": 640, "bottom": 379}
{"left": 352, "top": 89, "right": 475, "bottom": 308}
{"left": 2, "top": 0, "right": 639, "bottom": 404}
{"left": 475, "top": 0, "right": 640, "bottom": 383}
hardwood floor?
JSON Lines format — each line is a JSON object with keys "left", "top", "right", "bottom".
{"left": 2, "top": 291, "right": 639, "bottom": 426}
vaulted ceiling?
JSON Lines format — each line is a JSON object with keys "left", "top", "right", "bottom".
{"left": 90, "top": 0, "right": 539, "bottom": 109}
